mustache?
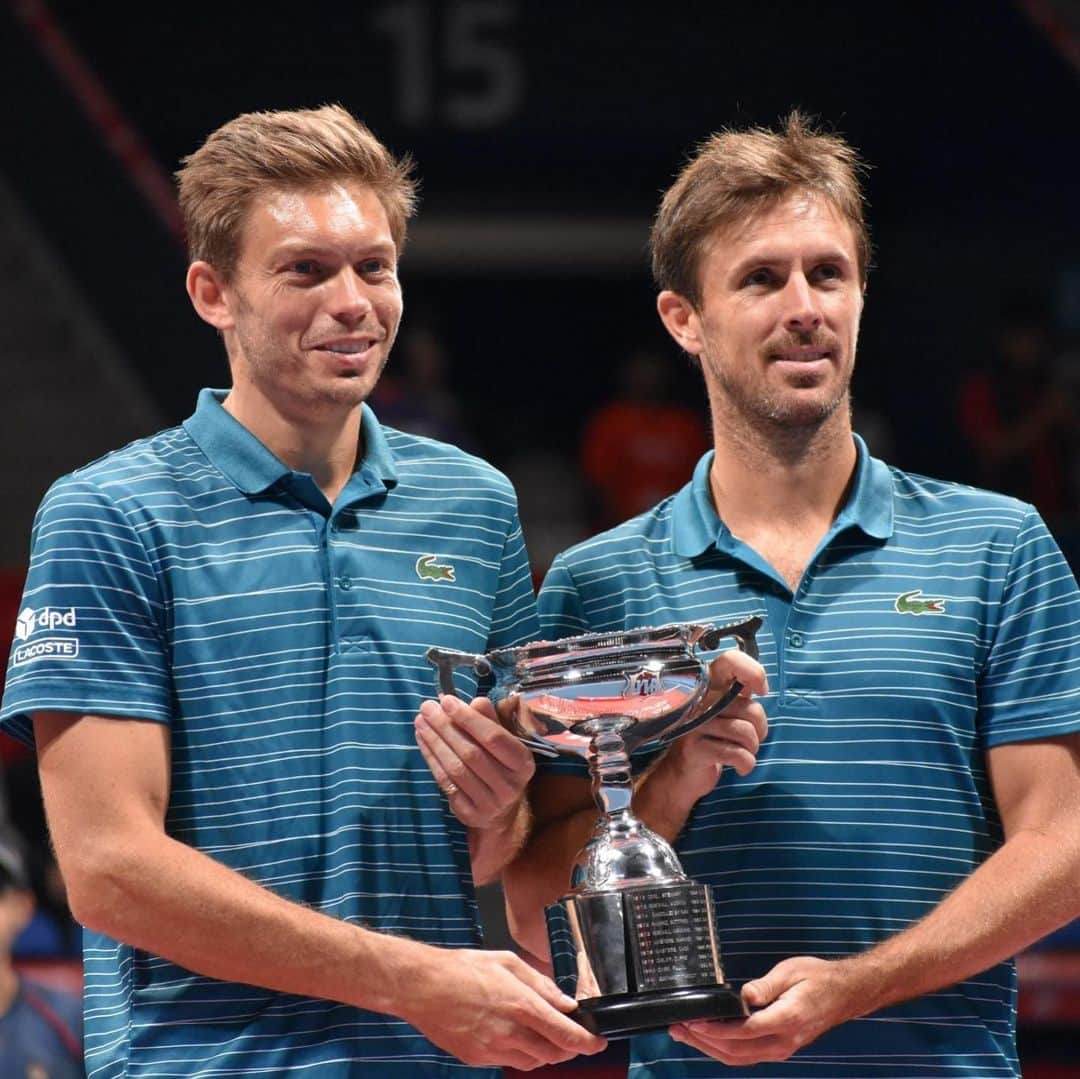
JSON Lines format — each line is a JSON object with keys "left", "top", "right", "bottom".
{"left": 762, "top": 329, "right": 841, "bottom": 354}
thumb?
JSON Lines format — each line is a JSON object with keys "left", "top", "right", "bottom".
{"left": 533, "top": 975, "right": 580, "bottom": 1015}
{"left": 742, "top": 971, "right": 782, "bottom": 1009}
{"left": 510, "top": 959, "right": 579, "bottom": 1013}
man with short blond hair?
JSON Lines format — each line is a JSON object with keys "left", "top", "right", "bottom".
{"left": 1, "top": 104, "right": 604, "bottom": 1077}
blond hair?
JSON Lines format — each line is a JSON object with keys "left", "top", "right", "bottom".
{"left": 176, "top": 104, "right": 418, "bottom": 279}
{"left": 651, "top": 111, "right": 871, "bottom": 306}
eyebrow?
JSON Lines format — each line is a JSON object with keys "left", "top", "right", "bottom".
{"left": 272, "top": 240, "right": 398, "bottom": 260}
{"left": 731, "top": 249, "right": 854, "bottom": 278}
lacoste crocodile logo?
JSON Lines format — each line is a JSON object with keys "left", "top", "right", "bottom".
{"left": 416, "top": 555, "right": 456, "bottom": 582}
{"left": 895, "top": 589, "right": 945, "bottom": 615}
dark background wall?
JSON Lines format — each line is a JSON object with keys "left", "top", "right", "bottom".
{"left": 1, "top": 0, "right": 1077, "bottom": 485}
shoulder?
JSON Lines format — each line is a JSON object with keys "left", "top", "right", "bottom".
{"left": 39, "top": 423, "right": 196, "bottom": 509}
{"left": 383, "top": 426, "right": 519, "bottom": 500}
{"left": 551, "top": 497, "right": 678, "bottom": 578}
{"left": 884, "top": 463, "right": 1033, "bottom": 530}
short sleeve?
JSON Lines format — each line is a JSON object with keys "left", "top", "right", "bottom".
{"left": 537, "top": 554, "right": 590, "bottom": 641}
{"left": 980, "top": 506, "right": 1080, "bottom": 747}
{"left": 486, "top": 504, "right": 540, "bottom": 652}
{"left": 535, "top": 555, "right": 593, "bottom": 777}
{"left": 1, "top": 474, "right": 172, "bottom": 744}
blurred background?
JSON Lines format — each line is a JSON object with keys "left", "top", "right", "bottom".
{"left": 0, "top": 0, "right": 1076, "bottom": 1074}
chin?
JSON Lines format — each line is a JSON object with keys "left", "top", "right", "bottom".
{"left": 753, "top": 378, "right": 840, "bottom": 416}
{"left": 770, "top": 393, "right": 849, "bottom": 428}
{"left": 304, "top": 380, "right": 370, "bottom": 409}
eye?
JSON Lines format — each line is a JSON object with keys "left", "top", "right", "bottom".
{"left": 812, "top": 263, "right": 843, "bottom": 283}
{"left": 358, "top": 258, "right": 392, "bottom": 276}
{"left": 289, "top": 260, "right": 321, "bottom": 276}
{"left": 741, "top": 268, "right": 775, "bottom": 288}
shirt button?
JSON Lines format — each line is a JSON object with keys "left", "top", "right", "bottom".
{"left": 789, "top": 632, "right": 804, "bottom": 648}
{"left": 338, "top": 575, "right": 352, "bottom": 591}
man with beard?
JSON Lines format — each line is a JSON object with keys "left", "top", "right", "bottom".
{"left": 492, "top": 113, "right": 1080, "bottom": 1077}
{"left": 0, "top": 105, "right": 604, "bottom": 1077}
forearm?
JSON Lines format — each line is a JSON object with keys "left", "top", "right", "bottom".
{"left": 633, "top": 752, "right": 710, "bottom": 842}
{"left": 836, "top": 826, "right": 1080, "bottom": 1018}
{"left": 468, "top": 798, "right": 531, "bottom": 885}
{"left": 503, "top": 806, "right": 598, "bottom": 961}
{"left": 67, "top": 824, "right": 437, "bottom": 1017}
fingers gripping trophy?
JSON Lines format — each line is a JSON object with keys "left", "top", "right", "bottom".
{"left": 427, "top": 616, "right": 762, "bottom": 1037}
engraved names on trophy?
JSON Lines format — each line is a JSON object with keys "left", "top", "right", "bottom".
{"left": 626, "top": 883, "right": 717, "bottom": 991}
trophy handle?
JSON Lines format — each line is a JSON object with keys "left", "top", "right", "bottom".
{"left": 697, "top": 616, "right": 761, "bottom": 660}
{"left": 424, "top": 646, "right": 560, "bottom": 759}
{"left": 425, "top": 646, "right": 493, "bottom": 696}
{"left": 660, "top": 616, "right": 763, "bottom": 745}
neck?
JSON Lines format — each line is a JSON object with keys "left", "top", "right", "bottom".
{"left": 708, "top": 400, "right": 857, "bottom": 532}
{"left": 223, "top": 383, "right": 363, "bottom": 504}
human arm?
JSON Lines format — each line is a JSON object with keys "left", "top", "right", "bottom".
{"left": 34, "top": 710, "right": 606, "bottom": 1069}
{"left": 415, "top": 694, "right": 536, "bottom": 884}
{"left": 669, "top": 733, "right": 1080, "bottom": 1065}
{"left": 501, "top": 648, "right": 769, "bottom": 962}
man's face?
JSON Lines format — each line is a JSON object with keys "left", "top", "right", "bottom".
{"left": 673, "top": 192, "right": 864, "bottom": 432}
{"left": 223, "top": 181, "right": 403, "bottom": 414}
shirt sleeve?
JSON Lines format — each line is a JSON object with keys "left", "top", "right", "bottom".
{"left": 535, "top": 554, "right": 593, "bottom": 777}
{"left": 485, "top": 503, "right": 540, "bottom": 652}
{"left": 1, "top": 473, "right": 172, "bottom": 745}
{"left": 536, "top": 554, "right": 590, "bottom": 641}
{"left": 979, "top": 505, "right": 1080, "bottom": 747}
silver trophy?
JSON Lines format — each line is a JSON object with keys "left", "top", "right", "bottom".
{"left": 427, "top": 616, "right": 762, "bottom": 1037}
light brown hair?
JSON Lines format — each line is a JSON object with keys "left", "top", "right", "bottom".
{"left": 176, "top": 104, "right": 418, "bottom": 279}
{"left": 650, "top": 111, "right": 871, "bottom": 307}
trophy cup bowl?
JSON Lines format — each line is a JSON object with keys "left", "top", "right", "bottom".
{"left": 427, "top": 616, "right": 762, "bottom": 1037}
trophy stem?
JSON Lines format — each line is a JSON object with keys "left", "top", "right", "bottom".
{"left": 569, "top": 723, "right": 687, "bottom": 894}
{"left": 588, "top": 724, "right": 634, "bottom": 815}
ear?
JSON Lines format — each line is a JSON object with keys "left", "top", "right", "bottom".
{"left": 657, "top": 290, "right": 705, "bottom": 358}
{"left": 186, "top": 261, "right": 235, "bottom": 332}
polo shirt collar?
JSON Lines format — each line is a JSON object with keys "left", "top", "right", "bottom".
{"left": 671, "top": 434, "right": 894, "bottom": 559}
{"left": 357, "top": 402, "right": 399, "bottom": 487}
{"left": 835, "top": 434, "right": 894, "bottom": 540}
{"left": 182, "top": 388, "right": 399, "bottom": 495}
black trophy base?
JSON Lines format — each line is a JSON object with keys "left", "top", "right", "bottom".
{"left": 574, "top": 983, "right": 746, "bottom": 1038}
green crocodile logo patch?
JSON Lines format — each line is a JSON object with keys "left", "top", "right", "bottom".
{"left": 895, "top": 589, "right": 945, "bottom": 615}
{"left": 416, "top": 555, "right": 456, "bottom": 582}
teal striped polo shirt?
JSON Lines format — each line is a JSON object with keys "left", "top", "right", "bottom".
{"left": 538, "top": 437, "right": 1080, "bottom": 1079}
{"left": 2, "top": 388, "right": 539, "bottom": 1078}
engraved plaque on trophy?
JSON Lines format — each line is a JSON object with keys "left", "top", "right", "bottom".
{"left": 427, "top": 617, "right": 762, "bottom": 1037}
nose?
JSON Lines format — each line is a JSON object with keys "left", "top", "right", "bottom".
{"left": 783, "top": 273, "right": 822, "bottom": 334}
{"left": 329, "top": 268, "right": 373, "bottom": 325}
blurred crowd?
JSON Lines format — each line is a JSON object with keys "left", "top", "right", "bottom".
{"left": 956, "top": 294, "right": 1080, "bottom": 564}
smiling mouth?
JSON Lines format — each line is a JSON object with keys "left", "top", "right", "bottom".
{"left": 770, "top": 347, "right": 833, "bottom": 363}
{"left": 315, "top": 340, "right": 377, "bottom": 355}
